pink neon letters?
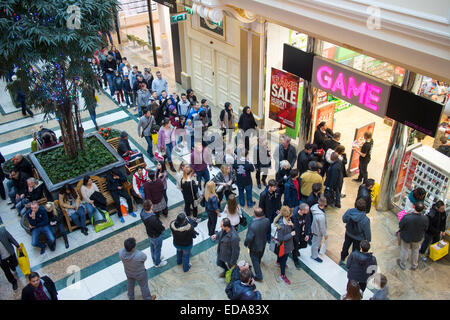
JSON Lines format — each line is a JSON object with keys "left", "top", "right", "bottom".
{"left": 315, "top": 65, "right": 382, "bottom": 111}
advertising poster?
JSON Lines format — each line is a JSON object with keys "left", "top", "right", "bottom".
{"left": 394, "top": 143, "right": 421, "bottom": 196}
{"left": 348, "top": 122, "right": 375, "bottom": 174}
{"left": 315, "top": 101, "right": 335, "bottom": 131}
{"left": 286, "top": 81, "right": 304, "bottom": 139}
{"left": 269, "top": 68, "right": 300, "bottom": 129}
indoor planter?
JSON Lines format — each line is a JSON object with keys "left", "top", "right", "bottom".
{"left": 28, "top": 132, "right": 126, "bottom": 200}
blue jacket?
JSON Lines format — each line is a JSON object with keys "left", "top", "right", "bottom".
{"left": 185, "top": 107, "right": 204, "bottom": 124}
{"left": 229, "top": 280, "right": 261, "bottom": 300}
{"left": 114, "top": 75, "right": 123, "bottom": 91}
{"left": 26, "top": 206, "right": 49, "bottom": 228}
{"left": 342, "top": 208, "right": 371, "bottom": 241}
{"left": 283, "top": 178, "right": 300, "bottom": 207}
{"left": 205, "top": 195, "right": 219, "bottom": 213}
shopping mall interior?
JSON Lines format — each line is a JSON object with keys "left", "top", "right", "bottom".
{"left": 0, "top": 0, "right": 448, "bottom": 303}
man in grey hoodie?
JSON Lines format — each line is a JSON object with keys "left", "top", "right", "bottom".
{"left": 339, "top": 198, "right": 371, "bottom": 265}
{"left": 310, "top": 196, "right": 328, "bottom": 263}
{"left": 119, "top": 237, "right": 156, "bottom": 300}
{"left": 137, "top": 82, "right": 151, "bottom": 117}
{"left": 138, "top": 108, "right": 155, "bottom": 158}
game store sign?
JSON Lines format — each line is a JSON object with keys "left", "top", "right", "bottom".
{"left": 311, "top": 56, "right": 391, "bottom": 118}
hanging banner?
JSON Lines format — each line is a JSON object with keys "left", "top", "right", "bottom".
{"left": 269, "top": 68, "right": 300, "bottom": 129}
{"left": 348, "top": 122, "right": 375, "bottom": 174}
{"left": 315, "top": 101, "right": 335, "bottom": 131}
{"left": 286, "top": 81, "right": 303, "bottom": 139}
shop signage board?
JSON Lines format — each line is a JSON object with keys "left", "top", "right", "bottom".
{"left": 348, "top": 122, "right": 375, "bottom": 174}
{"left": 269, "top": 68, "right": 300, "bottom": 129}
{"left": 311, "top": 56, "right": 391, "bottom": 119}
{"left": 171, "top": 12, "right": 187, "bottom": 23}
{"left": 315, "top": 101, "right": 335, "bottom": 131}
{"left": 153, "top": 0, "right": 176, "bottom": 9}
{"left": 286, "top": 82, "right": 304, "bottom": 139}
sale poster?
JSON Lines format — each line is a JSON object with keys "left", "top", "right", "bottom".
{"left": 269, "top": 68, "right": 300, "bottom": 129}
{"left": 348, "top": 122, "right": 375, "bottom": 174}
{"left": 316, "top": 102, "right": 335, "bottom": 131}
{"left": 394, "top": 143, "right": 421, "bottom": 196}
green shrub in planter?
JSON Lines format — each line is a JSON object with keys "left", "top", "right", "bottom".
{"left": 35, "top": 136, "right": 116, "bottom": 184}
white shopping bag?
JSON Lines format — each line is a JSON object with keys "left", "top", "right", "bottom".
{"left": 319, "top": 239, "right": 328, "bottom": 255}
{"left": 215, "top": 213, "right": 225, "bottom": 232}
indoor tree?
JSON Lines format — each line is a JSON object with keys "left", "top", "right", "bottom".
{"left": 0, "top": 0, "right": 119, "bottom": 158}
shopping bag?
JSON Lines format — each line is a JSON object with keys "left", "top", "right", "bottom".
{"left": 215, "top": 214, "right": 225, "bottom": 232}
{"left": 119, "top": 196, "right": 128, "bottom": 216}
{"left": 429, "top": 240, "right": 449, "bottom": 261}
{"left": 16, "top": 243, "right": 31, "bottom": 276}
{"left": 278, "top": 241, "right": 285, "bottom": 257}
{"left": 151, "top": 133, "right": 158, "bottom": 145}
{"left": 319, "top": 239, "right": 328, "bottom": 255}
{"left": 91, "top": 207, "right": 107, "bottom": 225}
{"left": 92, "top": 209, "right": 114, "bottom": 233}
{"left": 269, "top": 230, "right": 281, "bottom": 254}
{"left": 371, "top": 182, "right": 380, "bottom": 206}
{"left": 225, "top": 265, "right": 235, "bottom": 284}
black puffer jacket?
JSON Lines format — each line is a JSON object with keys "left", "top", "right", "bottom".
{"left": 357, "top": 185, "right": 372, "bottom": 213}
{"left": 426, "top": 206, "right": 447, "bottom": 236}
{"left": 170, "top": 220, "right": 197, "bottom": 247}
{"left": 346, "top": 251, "right": 377, "bottom": 283}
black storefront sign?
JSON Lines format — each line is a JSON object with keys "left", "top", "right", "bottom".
{"left": 153, "top": 0, "right": 176, "bottom": 9}
{"left": 282, "top": 44, "right": 443, "bottom": 136}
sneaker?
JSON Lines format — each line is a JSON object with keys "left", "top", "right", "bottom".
{"left": 40, "top": 247, "right": 46, "bottom": 255}
{"left": 312, "top": 257, "right": 323, "bottom": 263}
{"left": 129, "top": 212, "right": 137, "bottom": 217}
{"left": 155, "top": 260, "right": 168, "bottom": 268}
{"left": 12, "top": 282, "right": 18, "bottom": 291}
{"left": 151, "top": 295, "right": 157, "bottom": 300}
{"left": 280, "top": 275, "right": 291, "bottom": 285}
{"left": 120, "top": 217, "right": 125, "bottom": 223}
{"left": 397, "top": 259, "right": 406, "bottom": 270}
{"left": 420, "top": 255, "right": 427, "bottom": 262}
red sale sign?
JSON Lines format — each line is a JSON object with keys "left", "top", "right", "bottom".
{"left": 269, "top": 68, "right": 300, "bottom": 129}
{"left": 348, "top": 122, "right": 375, "bottom": 174}
{"left": 316, "top": 102, "right": 335, "bottom": 131}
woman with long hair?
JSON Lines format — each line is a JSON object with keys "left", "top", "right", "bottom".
{"left": 80, "top": 176, "right": 100, "bottom": 220}
{"left": 176, "top": 162, "right": 186, "bottom": 190}
{"left": 156, "top": 161, "right": 168, "bottom": 204}
{"left": 313, "top": 121, "right": 329, "bottom": 151}
{"left": 205, "top": 181, "right": 220, "bottom": 238}
{"left": 273, "top": 206, "right": 295, "bottom": 285}
{"left": 342, "top": 279, "right": 363, "bottom": 300}
{"left": 219, "top": 102, "right": 235, "bottom": 143}
{"left": 352, "top": 131, "right": 373, "bottom": 184}
{"left": 44, "top": 202, "right": 70, "bottom": 249}
{"left": 238, "top": 106, "right": 258, "bottom": 151}
{"left": 157, "top": 118, "right": 176, "bottom": 172}
{"left": 58, "top": 183, "right": 88, "bottom": 235}
{"left": 144, "top": 170, "right": 168, "bottom": 217}
{"left": 213, "top": 164, "right": 236, "bottom": 205}
{"left": 180, "top": 166, "right": 199, "bottom": 219}
{"left": 223, "top": 195, "right": 241, "bottom": 231}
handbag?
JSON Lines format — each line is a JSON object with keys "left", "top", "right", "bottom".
{"left": 140, "top": 116, "right": 153, "bottom": 138}
{"left": 190, "top": 181, "right": 201, "bottom": 208}
{"left": 225, "top": 265, "right": 235, "bottom": 284}
{"left": 91, "top": 207, "right": 106, "bottom": 225}
{"left": 269, "top": 230, "right": 281, "bottom": 253}
{"left": 92, "top": 209, "right": 114, "bottom": 232}
{"left": 90, "top": 191, "right": 107, "bottom": 210}
{"left": 16, "top": 243, "right": 31, "bottom": 275}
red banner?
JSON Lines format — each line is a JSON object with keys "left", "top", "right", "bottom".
{"left": 316, "top": 102, "right": 335, "bottom": 131}
{"left": 269, "top": 68, "right": 300, "bottom": 129}
{"left": 348, "top": 122, "right": 375, "bottom": 173}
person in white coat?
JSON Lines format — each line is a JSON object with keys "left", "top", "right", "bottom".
{"left": 310, "top": 196, "right": 328, "bottom": 263}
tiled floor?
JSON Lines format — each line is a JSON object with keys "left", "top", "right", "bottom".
{"left": 0, "top": 44, "right": 449, "bottom": 301}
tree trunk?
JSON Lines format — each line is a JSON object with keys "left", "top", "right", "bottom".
{"left": 59, "top": 100, "right": 78, "bottom": 159}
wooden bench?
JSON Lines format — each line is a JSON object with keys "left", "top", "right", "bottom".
{"left": 107, "top": 137, "right": 147, "bottom": 175}
{"left": 54, "top": 199, "right": 90, "bottom": 233}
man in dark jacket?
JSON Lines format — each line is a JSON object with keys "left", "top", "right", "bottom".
{"left": 398, "top": 202, "right": 429, "bottom": 270}
{"left": 259, "top": 179, "right": 282, "bottom": 242}
{"left": 356, "top": 179, "right": 374, "bottom": 213}
{"left": 283, "top": 169, "right": 300, "bottom": 208}
{"left": 229, "top": 268, "right": 262, "bottom": 300}
{"left": 297, "top": 143, "right": 313, "bottom": 175}
{"left": 0, "top": 152, "right": 6, "bottom": 200}
{"left": 13, "top": 154, "right": 34, "bottom": 177}
{"left": 324, "top": 152, "right": 343, "bottom": 208}
{"left": 233, "top": 149, "right": 255, "bottom": 207}
{"left": 339, "top": 198, "right": 371, "bottom": 265}
{"left": 140, "top": 200, "right": 166, "bottom": 268}
{"left": 291, "top": 203, "right": 312, "bottom": 269}
{"left": 106, "top": 169, "right": 136, "bottom": 223}
{"left": 103, "top": 54, "right": 117, "bottom": 96}
{"left": 274, "top": 134, "right": 297, "bottom": 170}
{"left": 8, "top": 169, "right": 30, "bottom": 209}
{"left": 117, "top": 131, "right": 142, "bottom": 162}
{"left": 211, "top": 218, "right": 240, "bottom": 277}
{"left": 26, "top": 201, "right": 55, "bottom": 254}
{"left": 244, "top": 208, "right": 270, "bottom": 281}
{"left": 16, "top": 177, "right": 44, "bottom": 216}
{"left": 0, "top": 226, "right": 21, "bottom": 290}
{"left": 225, "top": 260, "right": 257, "bottom": 297}
{"left": 323, "top": 132, "right": 341, "bottom": 153}
{"left": 306, "top": 183, "right": 322, "bottom": 208}
{"left": 346, "top": 240, "right": 377, "bottom": 292}
{"left": 170, "top": 213, "right": 198, "bottom": 272}
{"left": 419, "top": 201, "right": 447, "bottom": 261}
{"left": 21, "top": 272, "right": 58, "bottom": 300}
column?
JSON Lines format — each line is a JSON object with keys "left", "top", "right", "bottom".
{"left": 157, "top": 4, "right": 174, "bottom": 67}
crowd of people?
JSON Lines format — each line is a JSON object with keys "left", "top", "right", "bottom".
{"left": 0, "top": 44, "right": 447, "bottom": 301}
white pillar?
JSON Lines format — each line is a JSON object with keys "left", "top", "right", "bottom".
{"left": 157, "top": 4, "right": 174, "bottom": 67}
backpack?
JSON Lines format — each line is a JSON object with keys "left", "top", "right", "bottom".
{"left": 219, "top": 109, "right": 226, "bottom": 122}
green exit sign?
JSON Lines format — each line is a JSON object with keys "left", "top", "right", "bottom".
{"left": 184, "top": 6, "right": 193, "bottom": 15}
{"left": 171, "top": 12, "right": 187, "bottom": 23}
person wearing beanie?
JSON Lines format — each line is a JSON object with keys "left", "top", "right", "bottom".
{"left": 170, "top": 213, "right": 198, "bottom": 272}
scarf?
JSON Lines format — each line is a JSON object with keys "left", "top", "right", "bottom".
{"left": 292, "top": 179, "right": 300, "bottom": 200}
{"left": 33, "top": 280, "right": 50, "bottom": 300}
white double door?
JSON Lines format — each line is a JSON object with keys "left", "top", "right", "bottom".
{"left": 190, "top": 39, "right": 240, "bottom": 109}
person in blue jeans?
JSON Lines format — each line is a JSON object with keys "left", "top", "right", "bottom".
{"left": 170, "top": 213, "right": 198, "bottom": 272}
{"left": 190, "top": 143, "right": 212, "bottom": 190}
{"left": 157, "top": 119, "right": 176, "bottom": 172}
{"left": 102, "top": 54, "right": 117, "bottom": 97}
{"left": 25, "top": 201, "right": 55, "bottom": 255}
{"left": 140, "top": 200, "right": 167, "bottom": 267}
{"left": 58, "top": 184, "right": 89, "bottom": 236}
{"left": 233, "top": 149, "right": 255, "bottom": 208}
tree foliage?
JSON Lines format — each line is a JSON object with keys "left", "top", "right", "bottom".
{"left": 0, "top": 0, "right": 119, "bottom": 157}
